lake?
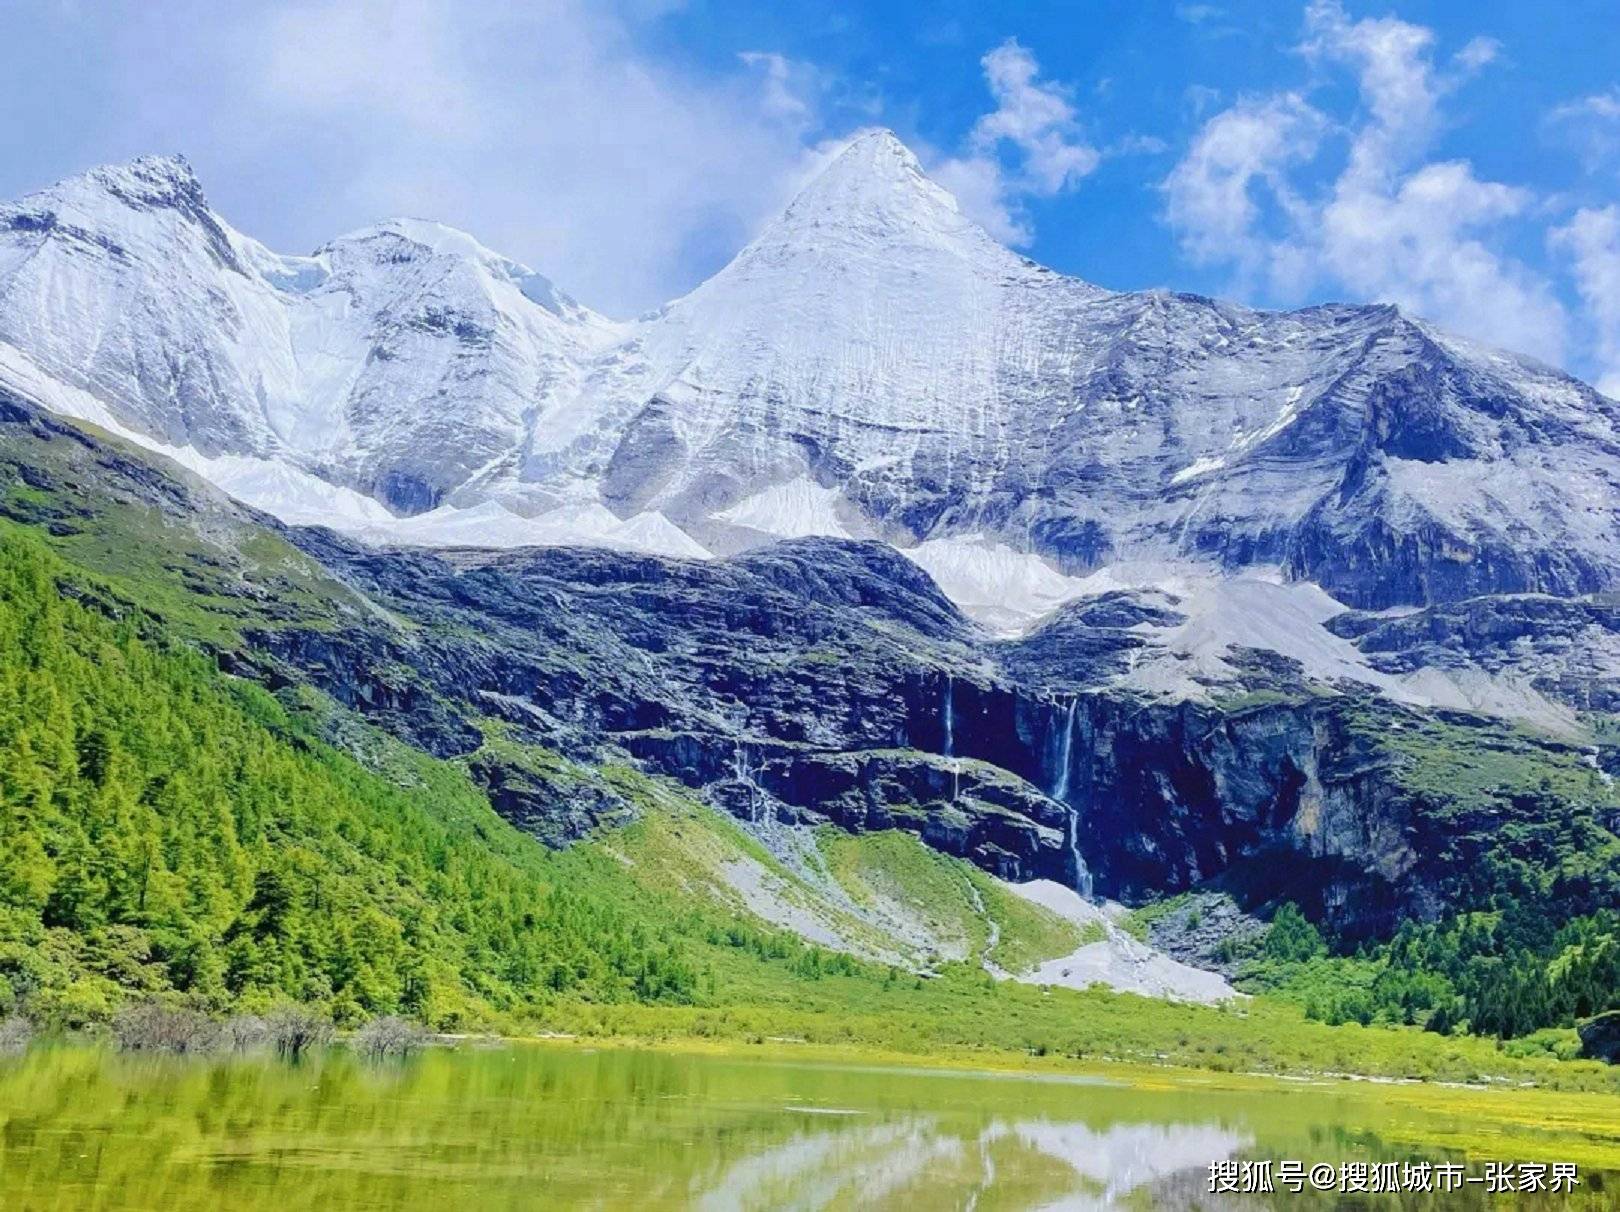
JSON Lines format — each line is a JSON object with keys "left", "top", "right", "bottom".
{"left": 1, "top": 1042, "right": 1617, "bottom": 1208}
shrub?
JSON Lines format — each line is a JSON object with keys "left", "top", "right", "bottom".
{"left": 224, "top": 1014, "right": 268, "bottom": 1053}
{"left": 266, "top": 1006, "right": 332, "bottom": 1060}
{"left": 111, "top": 1003, "right": 220, "bottom": 1054}
{"left": 354, "top": 1015, "right": 428, "bottom": 1059}
{"left": 0, "top": 1014, "right": 33, "bottom": 1055}
{"left": 1264, "top": 903, "right": 1327, "bottom": 963}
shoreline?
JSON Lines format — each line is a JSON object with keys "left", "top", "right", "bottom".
{"left": 470, "top": 1031, "right": 1620, "bottom": 1169}
{"left": 12, "top": 1020, "right": 1620, "bottom": 1171}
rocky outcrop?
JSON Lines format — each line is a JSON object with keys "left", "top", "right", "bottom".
{"left": 267, "top": 521, "right": 1555, "bottom": 934}
{"left": 1139, "top": 893, "right": 1270, "bottom": 978}
{"left": 1328, "top": 594, "right": 1620, "bottom": 712}
{"left": 1579, "top": 1011, "right": 1620, "bottom": 1064}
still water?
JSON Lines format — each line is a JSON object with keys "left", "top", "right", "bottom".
{"left": 0, "top": 1043, "right": 1616, "bottom": 1209}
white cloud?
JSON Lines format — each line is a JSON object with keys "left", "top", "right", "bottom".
{"left": 931, "top": 39, "right": 1099, "bottom": 246}
{"left": 971, "top": 40, "right": 1101, "bottom": 192}
{"left": 932, "top": 155, "right": 1031, "bottom": 244}
{"left": 1163, "top": 93, "right": 1323, "bottom": 281}
{"left": 1552, "top": 206, "right": 1620, "bottom": 395}
{"left": 1319, "top": 162, "right": 1565, "bottom": 361}
{"left": 1547, "top": 88, "right": 1620, "bottom": 173}
{"left": 1165, "top": 0, "right": 1567, "bottom": 365}
{"left": 205, "top": 0, "right": 833, "bottom": 317}
{"left": 738, "top": 52, "right": 814, "bottom": 125}
{"left": 1556, "top": 89, "right": 1620, "bottom": 124}
{"left": 1453, "top": 36, "right": 1501, "bottom": 73}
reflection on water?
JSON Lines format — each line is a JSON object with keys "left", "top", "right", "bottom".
{"left": 697, "top": 1117, "right": 1250, "bottom": 1209}
{"left": 0, "top": 1043, "right": 1612, "bottom": 1209}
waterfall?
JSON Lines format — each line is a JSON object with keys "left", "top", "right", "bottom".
{"left": 732, "top": 742, "right": 764, "bottom": 824}
{"left": 942, "top": 674, "right": 955, "bottom": 757}
{"left": 1051, "top": 696, "right": 1077, "bottom": 803}
{"left": 1068, "top": 804, "right": 1093, "bottom": 900}
{"left": 1050, "top": 698, "right": 1091, "bottom": 898}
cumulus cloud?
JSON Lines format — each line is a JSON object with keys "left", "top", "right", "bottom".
{"left": 1552, "top": 207, "right": 1620, "bottom": 395}
{"left": 972, "top": 40, "right": 1101, "bottom": 192}
{"left": 1163, "top": 93, "right": 1324, "bottom": 283}
{"left": 1318, "top": 162, "right": 1566, "bottom": 362}
{"left": 1547, "top": 88, "right": 1620, "bottom": 173}
{"left": 1165, "top": 0, "right": 1568, "bottom": 365}
{"left": 932, "top": 39, "right": 1099, "bottom": 245}
{"left": 1301, "top": 0, "right": 1443, "bottom": 177}
{"left": 43, "top": 0, "right": 835, "bottom": 317}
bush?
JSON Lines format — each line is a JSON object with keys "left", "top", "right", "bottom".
{"left": 266, "top": 1006, "right": 332, "bottom": 1060}
{"left": 111, "top": 1003, "right": 220, "bottom": 1054}
{"left": 1264, "top": 903, "right": 1326, "bottom": 963}
{"left": 0, "top": 1013, "right": 33, "bottom": 1054}
{"left": 1503, "top": 1027, "right": 1584, "bottom": 1063}
{"left": 354, "top": 1015, "right": 427, "bottom": 1059}
{"left": 224, "top": 1014, "right": 268, "bottom": 1053}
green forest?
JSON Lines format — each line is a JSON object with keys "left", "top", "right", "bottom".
{"left": 0, "top": 530, "right": 720, "bottom": 1026}
{"left": 1239, "top": 900, "right": 1620, "bottom": 1046}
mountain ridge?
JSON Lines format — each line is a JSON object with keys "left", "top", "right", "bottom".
{"left": 3, "top": 132, "right": 1619, "bottom": 636}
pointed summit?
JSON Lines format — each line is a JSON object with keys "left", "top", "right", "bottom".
{"left": 3, "top": 153, "right": 248, "bottom": 276}
{"left": 772, "top": 129, "right": 973, "bottom": 247}
{"left": 51, "top": 154, "right": 212, "bottom": 218}
{"left": 6, "top": 154, "right": 203, "bottom": 222}
{"left": 319, "top": 217, "right": 607, "bottom": 326}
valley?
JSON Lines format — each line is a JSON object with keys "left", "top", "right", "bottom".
{"left": 1, "top": 134, "right": 1619, "bottom": 1110}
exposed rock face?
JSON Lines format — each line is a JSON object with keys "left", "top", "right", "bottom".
{"left": 3, "top": 390, "right": 1616, "bottom": 940}
{"left": 261, "top": 522, "right": 1596, "bottom": 936}
{"left": 1579, "top": 1011, "right": 1620, "bottom": 1064}
{"left": 1329, "top": 595, "right": 1620, "bottom": 712}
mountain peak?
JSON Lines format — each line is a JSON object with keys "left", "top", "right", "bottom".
{"left": 777, "top": 129, "right": 963, "bottom": 238}
{"left": 3, "top": 154, "right": 211, "bottom": 223}
{"left": 827, "top": 128, "right": 927, "bottom": 176}
{"left": 320, "top": 217, "right": 603, "bottom": 324}
{"left": 323, "top": 216, "right": 520, "bottom": 269}
{"left": 3, "top": 153, "right": 250, "bottom": 276}
{"left": 78, "top": 154, "right": 209, "bottom": 212}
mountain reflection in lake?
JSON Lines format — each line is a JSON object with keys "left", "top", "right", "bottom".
{"left": 695, "top": 1117, "right": 1248, "bottom": 1208}
{"left": 0, "top": 1043, "right": 1613, "bottom": 1209}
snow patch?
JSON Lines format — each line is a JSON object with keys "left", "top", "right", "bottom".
{"left": 905, "top": 538, "right": 1091, "bottom": 634}
{"left": 0, "top": 343, "right": 708, "bottom": 560}
{"left": 1169, "top": 454, "right": 1227, "bottom": 485}
{"left": 718, "top": 477, "right": 851, "bottom": 540}
{"left": 364, "top": 499, "right": 711, "bottom": 560}
{"left": 1002, "top": 880, "right": 1236, "bottom": 1004}
{"left": 0, "top": 342, "right": 393, "bottom": 528}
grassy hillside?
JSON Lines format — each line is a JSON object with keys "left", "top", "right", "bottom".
{"left": 0, "top": 523, "right": 1062, "bottom": 1028}
{"left": 5, "top": 525, "right": 1620, "bottom": 1091}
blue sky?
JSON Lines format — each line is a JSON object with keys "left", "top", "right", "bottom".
{"left": 3, "top": 1, "right": 1619, "bottom": 388}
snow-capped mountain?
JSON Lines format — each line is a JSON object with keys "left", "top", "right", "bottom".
{"left": 4, "top": 133, "right": 1620, "bottom": 626}
{"left": 0, "top": 155, "right": 620, "bottom": 515}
